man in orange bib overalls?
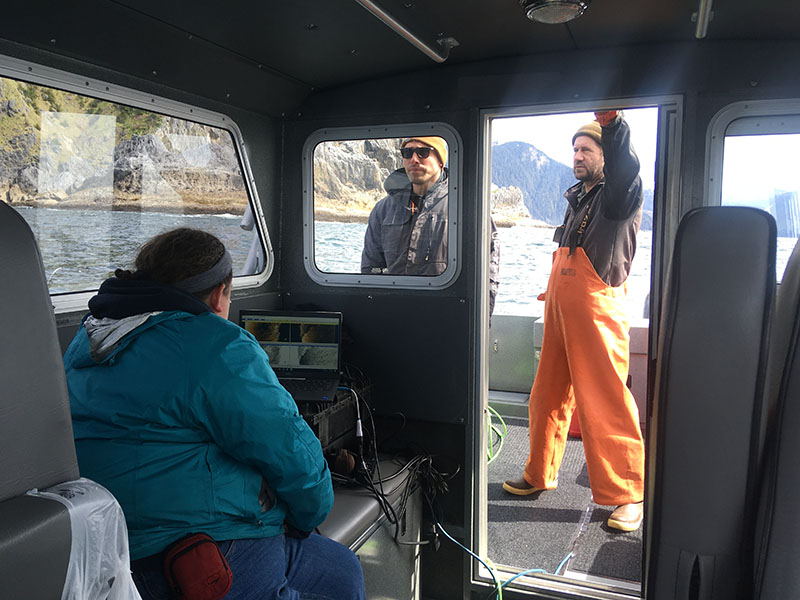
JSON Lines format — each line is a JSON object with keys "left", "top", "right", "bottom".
{"left": 503, "top": 110, "right": 645, "bottom": 532}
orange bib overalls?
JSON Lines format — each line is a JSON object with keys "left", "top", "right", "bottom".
{"left": 523, "top": 247, "right": 644, "bottom": 506}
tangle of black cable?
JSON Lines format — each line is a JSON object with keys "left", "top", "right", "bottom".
{"left": 331, "top": 385, "right": 460, "bottom": 548}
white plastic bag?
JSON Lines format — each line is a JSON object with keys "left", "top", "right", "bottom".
{"left": 28, "top": 478, "right": 142, "bottom": 600}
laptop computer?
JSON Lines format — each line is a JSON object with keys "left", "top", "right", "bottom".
{"left": 239, "top": 309, "right": 343, "bottom": 403}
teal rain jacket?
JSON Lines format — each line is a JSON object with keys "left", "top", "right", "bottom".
{"left": 64, "top": 307, "right": 333, "bottom": 560}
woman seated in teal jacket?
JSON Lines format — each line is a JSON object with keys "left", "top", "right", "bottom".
{"left": 64, "top": 227, "right": 365, "bottom": 600}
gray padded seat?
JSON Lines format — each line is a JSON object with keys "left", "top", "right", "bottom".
{"left": 646, "top": 207, "right": 776, "bottom": 600}
{"left": 318, "top": 460, "right": 416, "bottom": 550}
{"left": 754, "top": 238, "right": 800, "bottom": 599}
{"left": 0, "top": 201, "right": 80, "bottom": 597}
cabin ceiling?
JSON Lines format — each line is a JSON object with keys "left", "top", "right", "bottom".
{"left": 1, "top": 0, "right": 798, "bottom": 116}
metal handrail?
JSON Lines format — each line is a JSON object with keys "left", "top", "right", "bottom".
{"left": 354, "top": 0, "right": 455, "bottom": 63}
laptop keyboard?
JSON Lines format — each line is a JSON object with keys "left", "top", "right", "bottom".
{"left": 283, "top": 379, "right": 331, "bottom": 393}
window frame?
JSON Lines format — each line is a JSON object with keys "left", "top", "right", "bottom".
{"left": 706, "top": 99, "right": 800, "bottom": 207}
{"left": 0, "top": 53, "right": 273, "bottom": 314}
{"left": 475, "top": 96, "right": 682, "bottom": 598}
{"left": 301, "top": 123, "right": 462, "bottom": 289}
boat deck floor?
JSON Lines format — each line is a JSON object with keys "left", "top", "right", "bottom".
{"left": 487, "top": 416, "right": 642, "bottom": 594}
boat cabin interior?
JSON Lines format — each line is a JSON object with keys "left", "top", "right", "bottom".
{"left": 2, "top": 1, "right": 800, "bottom": 599}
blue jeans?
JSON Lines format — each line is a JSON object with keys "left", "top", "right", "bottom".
{"left": 132, "top": 534, "right": 365, "bottom": 600}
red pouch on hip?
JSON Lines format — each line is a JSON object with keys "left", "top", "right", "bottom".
{"left": 163, "top": 533, "right": 233, "bottom": 600}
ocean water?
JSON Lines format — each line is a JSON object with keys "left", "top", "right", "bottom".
{"left": 17, "top": 206, "right": 796, "bottom": 319}
{"left": 16, "top": 206, "right": 255, "bottom": 294}
{"left": 491, "top": 225, "right": 653, "bottom": 319}
{"left": 315, "top": 220, "right": 798, "bottom": 320}
{"left": 315, "top": 221, "right": 653, "bottom": 320}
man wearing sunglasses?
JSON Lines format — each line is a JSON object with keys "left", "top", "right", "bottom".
{"left": 361, "top": 137, "right": 500, "bottom": 314}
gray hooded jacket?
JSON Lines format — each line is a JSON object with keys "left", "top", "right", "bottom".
{"left": 362, "top": 168, "right": 501, "bottom": 313}
{"left": 361, "top": 168, "right": 450, "bottom": 276}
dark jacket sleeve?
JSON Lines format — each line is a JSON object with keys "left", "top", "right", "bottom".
{"left": 489, "top": 217, "right": 500, "bottom": 317}
{"left": 600, "top": 115, "right": 643, "bottom": 220}
{"left": 361, "top": 197, "right": 387, "bottom": 273}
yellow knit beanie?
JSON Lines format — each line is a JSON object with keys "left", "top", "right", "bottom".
{"left": 401, "top": 136, "right": 448, "bottom": 166}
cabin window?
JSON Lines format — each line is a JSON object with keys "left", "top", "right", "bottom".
{"left": 0, "top": 64, "right": 268, "bottom": 308}
{"left": 713, "top": 111, "right": 800, "bottom": 280}
{"left": 303, "top": 125, "right": 460, "bottom": 289}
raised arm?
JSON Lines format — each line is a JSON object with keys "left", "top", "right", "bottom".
{"left": 596, "top": 110, "right": 643, "bottom": 220}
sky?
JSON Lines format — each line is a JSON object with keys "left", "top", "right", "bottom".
{"left": 490, "top": 107, "right": 660, "bottom": 190}
{"left": 721, "top": 134, "right": 799, "bottom": 209}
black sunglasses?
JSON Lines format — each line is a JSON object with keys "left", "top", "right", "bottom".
{"left": 400, "top": 146, "right": 434, "bottom": 159}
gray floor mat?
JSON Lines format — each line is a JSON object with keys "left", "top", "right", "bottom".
{"left": 487, "top": 417, "right": 642, "bottom": 583}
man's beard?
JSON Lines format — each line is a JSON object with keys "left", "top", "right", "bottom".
{"left": 574, "top": 165, "right": 599, "bottom": 183}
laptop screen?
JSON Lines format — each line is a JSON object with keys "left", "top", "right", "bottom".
{"left": 239, "top": 310, "right": 342, "bottom": 374}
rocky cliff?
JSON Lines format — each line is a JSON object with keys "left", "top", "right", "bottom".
{"left": 313, "top": 138, "right": 403, "bottom": 222}
{"left": 491, "top": 185, "right": 542, "bottom": 227}
{"left": 0, "top": 78, "right": 247, "bottom": 214}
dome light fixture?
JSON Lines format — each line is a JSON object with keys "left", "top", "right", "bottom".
{"left": 520, "top": 0, "right": 592, "bottom": 24}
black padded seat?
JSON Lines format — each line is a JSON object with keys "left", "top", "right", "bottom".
{"left": 0, "top": 202, "right": 80, "bottom": 595}
{"left": 754, "top": 239, "right": 800, "bottom": 599}
{"left": 646, "top": 207, "right": 776, "bottom": 600}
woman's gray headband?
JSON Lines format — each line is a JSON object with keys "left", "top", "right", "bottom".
{"left": 175, "top": 249, "right": 233, "bottom": 293}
